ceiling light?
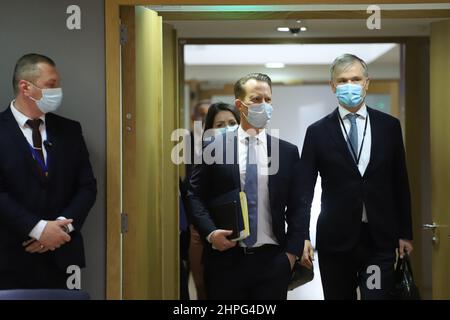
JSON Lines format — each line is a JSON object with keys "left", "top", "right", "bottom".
{"left": 184, "top": 43, "right": 397, "bottom": 65}
{"left": 265, "top": 62, "right": 285, "bottom": 68}
{"left": 277, "top": 27, "right": 290, "bottom": 32}
{"left": 300, "top": 26, "right": 307, "bottom": 32}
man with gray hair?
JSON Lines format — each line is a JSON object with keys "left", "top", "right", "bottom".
{"left": 298, "top": 53, "right": 413, "bottom": 299}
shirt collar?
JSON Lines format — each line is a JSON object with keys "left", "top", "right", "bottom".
{"left": 10, "top": 100, "right": 46, "bottom": 128}
{"left": 238, "top": 125, "right": 266, "bottom": 145}
{"left": 338, "top": 104, "right": 367, "bottom": 120}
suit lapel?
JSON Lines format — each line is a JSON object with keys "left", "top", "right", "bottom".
{"left": 363, "top": 107, "right": 382, "bottom": 178}
{"left": 225, "top": 131, "right": 240, "bottom": 191}
{"left": 267, "top": 134, "right": 276, "bottom": 211}
{"left": 1, "top": 107, "right": 42, "bottom": 182}
{"left": 326, "top": 108, "right": 361, "bottom": 176}
{"left": 44, "top": 113, "right": 59, "bottom": 180}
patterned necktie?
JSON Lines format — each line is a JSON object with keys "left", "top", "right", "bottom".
{"left": 26, "top": 119, "right": 46, "bottom": 176}
{"left": 347, "top": 113, "right": 358, "bottom": 161}
{"left": 243, "top": 136, "right": 258, "bottom": 247}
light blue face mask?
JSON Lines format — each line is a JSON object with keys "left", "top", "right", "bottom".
{"left": 203, "top": 124, "right": 238, "bottom": 142}
{"left": 241, "top": 101, "right": 273, "bottom": 129}
{"left": 214, "top": 124, "right": 239, "bottom": 135}
{"left": 28, "top": 82, "right": 63, "bottom": 114}
{"left": 335, "top": 83, "right": 365, "bottom": 108}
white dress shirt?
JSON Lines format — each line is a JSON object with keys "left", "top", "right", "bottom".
{"left": 10, "top": 101, "right": 48, "bottom": 162}
{"left": 338, "top": 104, "right": 371, "bottom": 223}
{"left": 10, "top": 101, "right": 74, "bottom": 240}
{"left": 237, "top": 126, "right": 278, "bottom": 247}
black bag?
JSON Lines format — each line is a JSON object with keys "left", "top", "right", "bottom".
{"left": 390, "top": 253, "right": 421, "bottom": 300}
{"left": 288, "top": 262, "right": 314, "bottom": 291}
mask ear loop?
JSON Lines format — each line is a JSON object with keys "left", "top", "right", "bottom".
{"left": 24, "top": 81, "right": 42, "bottom": 103}
{"left": 239, "top": 100, "right": 250, "bottom": 122}
{"left": 361, "top": 78, "right": 369, "bottom": 100}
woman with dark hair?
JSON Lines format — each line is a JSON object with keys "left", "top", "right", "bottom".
{"left": 203, "top": 102, "right": 240, "bottom": 140}
{"left": 188, "top": 101, "right": 240, "bottom": 300}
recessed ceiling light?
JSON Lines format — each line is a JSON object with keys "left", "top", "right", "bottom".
{"left": 300, "top": 26, "right": 308, "bottom": 32}
{"left": 277, "top": 27, "right": 290, "bottom": 32}
{"left": 296, "top": 20, "right": 301, "bottom": 23}
{"left": 265, "top": 62, "right": 285, "bottom": 68}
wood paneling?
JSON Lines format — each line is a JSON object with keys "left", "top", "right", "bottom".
{"left": 430, "top": 19, "right": 450, "bottom": 300}
{"left": 404, "top": 38, "right": 431, "bottom": 299}
{"left": 106, "top": 0, "right": 122, "bottom": 300}
{"left": 161, "top": 23, "right": 180, "bottom": 299}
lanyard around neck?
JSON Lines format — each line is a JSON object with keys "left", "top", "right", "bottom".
{"left": 27, "top": 143, "right": 49, "bottom": 174}
{"left": 338, "top": 113, "right": 368, "bottom": 166}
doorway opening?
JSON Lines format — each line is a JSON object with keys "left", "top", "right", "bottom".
{"left": 106, "top": 2, "right": 450, "bottom": 299}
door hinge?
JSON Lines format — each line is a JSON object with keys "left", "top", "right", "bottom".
{"left": 120, "top": 24, "right": 128, "bottom": 46}
{"left": 121, "top": 212, "right": 128, "bottom": 234}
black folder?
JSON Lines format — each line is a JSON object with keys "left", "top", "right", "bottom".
{"left": 209, "top": 201, "right": 241, "bottom": 240}
{"left": 208, "top": 189, "right": 244, "bottom": 241}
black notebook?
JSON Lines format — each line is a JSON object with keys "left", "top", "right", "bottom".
{"left": 209, "top": 200, "right": 241, "bottom": 240}
{"left": 207, "top": 188, "right": 249, "bottom": 241}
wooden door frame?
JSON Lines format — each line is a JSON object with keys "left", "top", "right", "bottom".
{"left": 105, "top": 0, "right": 449, "bottom": 300}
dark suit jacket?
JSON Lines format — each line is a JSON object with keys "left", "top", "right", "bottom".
{"left": 187, "top": 130, "right": 306, "bottom": 257}
{"left": 0, "top": 107, "right": 97, "bottom": 271}
{"left": 299, "top": 107, "right": 412, "bottom": 253}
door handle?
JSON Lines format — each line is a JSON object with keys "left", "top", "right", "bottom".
{"left": 422, "top": 223, "right": 449, "bottom": 245}
{"left": 422, "top": 222, "right": 448, "bottom": 230}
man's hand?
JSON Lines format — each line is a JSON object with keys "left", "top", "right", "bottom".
{"left": 38, "top": 219, "right": 73, "bottom": 250}
{"left": 286, "top": 252, "right": 296, "bottom": 270}
{"left": 211, "top": 230, "right": 237, "bottom": 251}
{"left": 300, "top": 240, "right": 315, "bottom": 269}
{"left": 23, "top": 239, "right": 49, "bottom": 254}
{"left": 399, "top": 239, "right": 413, "bottom": 258}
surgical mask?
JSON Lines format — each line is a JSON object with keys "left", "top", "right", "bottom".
{"left": 335, "top": 83, "right": 365, "bottom": 108}
{"left": 213, "top": 124, "right": 239, "bottom": 136}
{"left": 27, "top": 82, "right": 63, "bottom": 113}
{"left": 241, "top": 101, "right": 273, "bottom": 129}
{"left": 203, "top": 124, "right": 238, "bottom": 142}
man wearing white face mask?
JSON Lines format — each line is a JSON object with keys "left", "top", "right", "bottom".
{"left": 0, "top": 54, "right": 97, "bottom": 289}
{"left": 298, "top": 54, "right": 413, "bottom": 299}
{"left": 188, "top": 73, "right": 306, "bottom": 299}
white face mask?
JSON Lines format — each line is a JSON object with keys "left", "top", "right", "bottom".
{"left": 28, "top": 82, "right": 63, "bottom": 113}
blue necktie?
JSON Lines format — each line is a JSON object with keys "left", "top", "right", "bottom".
{"left": 347, "top": 113, "right": 358, "bottom": 160}
{"left": 243, "top": 136, "right": 258, "bottom": 247}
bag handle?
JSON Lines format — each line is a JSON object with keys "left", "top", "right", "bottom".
{"left": 403, "top": 252, "right": 415, "bottom": 281}
{"left": 396, "top": 252, "right": 415, "bottom": 281}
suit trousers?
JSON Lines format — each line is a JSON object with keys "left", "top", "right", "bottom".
{"left": 204, "top": 244, "right": 292, "bottom": 300}
{"left": 318, "top": 223, "right": 396, "bottom": 300}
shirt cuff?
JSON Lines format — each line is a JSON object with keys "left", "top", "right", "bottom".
{"left": 57, "top": 216, "right": 75, "bottom": 233}
{"left": 29, "top": 220, "right": 48, "bottom": 240}
{"left": 207, "top": 230, "right": 217, "bottom": 250}
{"left": 206, "top": 231, "right": 214, "bottom": 243}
